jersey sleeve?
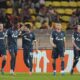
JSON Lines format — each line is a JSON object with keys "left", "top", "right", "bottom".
{"left": 32, "top": 32, "right": 36, "bottom": 41}
{"left": 21, "top": 31, "right": 25, "bottom": 36}
{"left": 72, "top": 32, "right": 75, "bottom": 41}
{"left": 6, "top": 29, "right": 11, "bottom": 37}
{"left": 50, "top": 31, "right": 55, "bottom": 40}
{"left": 63, "top": 31, "right": 66, "bottom": 40}
{"left": 3, "top": 30, "right": 8, "bottom": 38}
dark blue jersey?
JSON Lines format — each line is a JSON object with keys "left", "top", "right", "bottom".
{"left": 7, "top": 28, "right": 19, "bottom": 47}
{"left": 51, "top": 30, "right": 65, "bottom": 49}
{"left": 0, "top": 31, "right": 6, "bottom": 49}
{"left": 22, "top": 31, "right": 35, "bottom": 49}
{"left": 72, "top": 32, "right": 80, "bottom": 48}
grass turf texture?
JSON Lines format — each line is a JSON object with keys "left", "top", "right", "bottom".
{"left": 0, "top": 73, "right": 80, "bottom": 80}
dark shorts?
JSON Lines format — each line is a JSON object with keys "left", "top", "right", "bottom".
{"left": 23, "top": 47, "right": 33, "bottom": 59}
{"left": 0, "top": 48, "right": 6, "bottom": 56}
{"left": 52, "top": 48, "right": 64, "bottom": 59}
{"left": 74, "top": 48, "right": 80, "bottom": 60}
{"left": 8, "top": 45, "right": 18, "bottom": 54}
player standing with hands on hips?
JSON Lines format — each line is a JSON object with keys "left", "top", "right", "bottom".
{"left": 50, "top": 23, "right": 66, "bottom": 76}
{"left": 71, "top": 24, "right": 80, "bottom": 74}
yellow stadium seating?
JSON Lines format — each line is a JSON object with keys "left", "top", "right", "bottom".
{"left": 31, "top": 16, "right": 36, "bottom": 21}
{"left": 5, "top": 8, "right": 13, "bottom": 14}
{"left": 18, "top": 8, "right": 22, "bottom": 14}
{"left": 61, "top": 22, "right": 67, "bottom": 31}
{"left": 64, "top": 9, "right": 73, "bottom": 15}
{"left": 52, "top": 1, "right": 61, "bottom": 7}
{"left": 69, "top": 1, "right": 77, "bottom": 7}
{"left": 56, "top": 9, "right": 65, "bottom": 14}
{"left": 77, "top": 1, "right": 80, "bottom": 7}
{"left": 35, "top": 22, "right": 41, "bottom": 29}
{"left": 6, "top": 0, "right": 12, "bottom": 6}
{"left": 61, "top": 16, "right": 70, "bottom": 22}
{"left": 45, "top": 1, "right": 52, "bottom": 7}
{"left": 29, "top": 8, "right": 36, "bottom": 14}
{"left": 61, "top": 1, "right": 69, "bottom": 7}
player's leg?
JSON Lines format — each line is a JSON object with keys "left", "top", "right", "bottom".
{"left": 52, "top": 59, "right": 56, "bottom": 75}
{"left": 71, "top": 49, "right": 79, "bottom": 74}
{"left": 9, "top": 47, "right": 16, "bottom": 75}
{"left": 28, "top": 52, "right": 33, "bottom": 75}
{"left": 1, "top": 55, "right": 7, "bottom": 74}
{"left": 1, "top": 48, "right": 7, "bottom": 74}
{"left": 13, "top": 46, "right": 17, "bottom": 71}
{"left": 60, "top": 50, "right": 65, "bottom": 75}
{"left": 60, "top": 57, "right": 64, "bottom": 75}
{"left": 23, "top": 48, "right": 30, "bottom": 68}
{"left": 52, "top": 49, "right": 58, "bottom": 75}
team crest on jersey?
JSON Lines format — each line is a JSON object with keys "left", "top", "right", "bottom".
{"left": 61, "top": 33, "right": 63, "bottom": 36}
{"left": 55, "top": 33, "right": 57, "bottom": 36}
{"left": 30, "top": 34, "right": 33, "bottom": 38}
{"left": 12, "top": 30, "right": 18, "bottom": 38}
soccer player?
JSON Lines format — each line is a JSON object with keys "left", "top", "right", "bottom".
{"left": 7, "top": 23, "right": 20, "bottom": 75}
{"left": 71, "top": 24, "right": 80, "bottom": 74}
{"left": 0, "top": 23, "right": 7, "bottom": 74}
{"left": 21, "top": 24, "right": 38, "bottom": 75}
{"left": 50, "top": 23, "right": 66, "bottom": 75}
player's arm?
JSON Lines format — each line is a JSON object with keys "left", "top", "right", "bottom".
{"left": 17, "top": 24, "right": 24, "bottom": 36}
{"left": 4, "top": 30, "right": 8, "bottom": 49}
{"left": 33, "top": 39, "right": 38, "bottom": 51}
{"left": 32, "top": 33, "right": 38, "bottom": 51}
{"left": 50, "top": 34, "right": 56, "bottom": 48}
{"left": 72, "top": 33, "right": 80, "bottom": 50}
{"left": 63, "top": 32, "right": 66, "bottom": 49}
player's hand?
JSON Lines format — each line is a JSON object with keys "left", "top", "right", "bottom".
{"left": 34, "top": 50, "right": 38, "bottom": 54}
{"left": 53, "top": 44, "right": 56, "bottom": 48}
{"left": 76, "top": 47, "right": 80, "bottom": 50}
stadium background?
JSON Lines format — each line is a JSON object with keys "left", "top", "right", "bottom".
{"left": 0, "top": 0, "right": 80, "bottom": 73}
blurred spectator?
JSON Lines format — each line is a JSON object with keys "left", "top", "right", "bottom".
{"left": 75, "top": 9, "right": 80, "bottom": 17}
{"left": 48, "top": 8, "right": 61, "bottom": 23}
{"left": 40, "top": 20, "right": 50, "bottom": 29}
{"left": 23, "top": 7, "right": 31, "bottom": 22}
{"left": 68, "top": 12, "right": 79, "bottom": 29}
{"left": 78, "top": 15, "right": 80, "bottom": 23}
{"left": 39, "top": 0, "right": 45, "bottom": 4}
{"left": 0, "top": 9, "right": 6, "bottom": 23}
{"left": 0, "top": 0, "right": 7, "bottom": 8}
{"left": 37, "top": 5, "right": 49, "bottom": 24}
{"left": 75, "top": 9, "right": 80, "bottom": 24}
{"left": 24, "top": 0, "right": 35, "bottom": 8}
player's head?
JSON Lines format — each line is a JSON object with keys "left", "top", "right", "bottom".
{"left": 0, "top": 23, "right": 4, "bottom": 31}
{"left": 77, "top": 24, "right": 80, "bottom": 32}
{"left": 24, "top": 24, "right": 31, "bottom": 32}
{"left": 55, "top": 23, "right": 62, "bottom": 32}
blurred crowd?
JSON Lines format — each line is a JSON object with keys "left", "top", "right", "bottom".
{"left": 0, "top": 0, "right": 80, "bottom": 30}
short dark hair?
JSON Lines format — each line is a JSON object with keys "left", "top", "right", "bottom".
{"left": 25, "top": 24, "right": 31, "bottom": 29}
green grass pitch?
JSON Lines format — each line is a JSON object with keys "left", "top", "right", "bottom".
{"left": 0, "top": 73, "right": 80, "bottom": 80}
